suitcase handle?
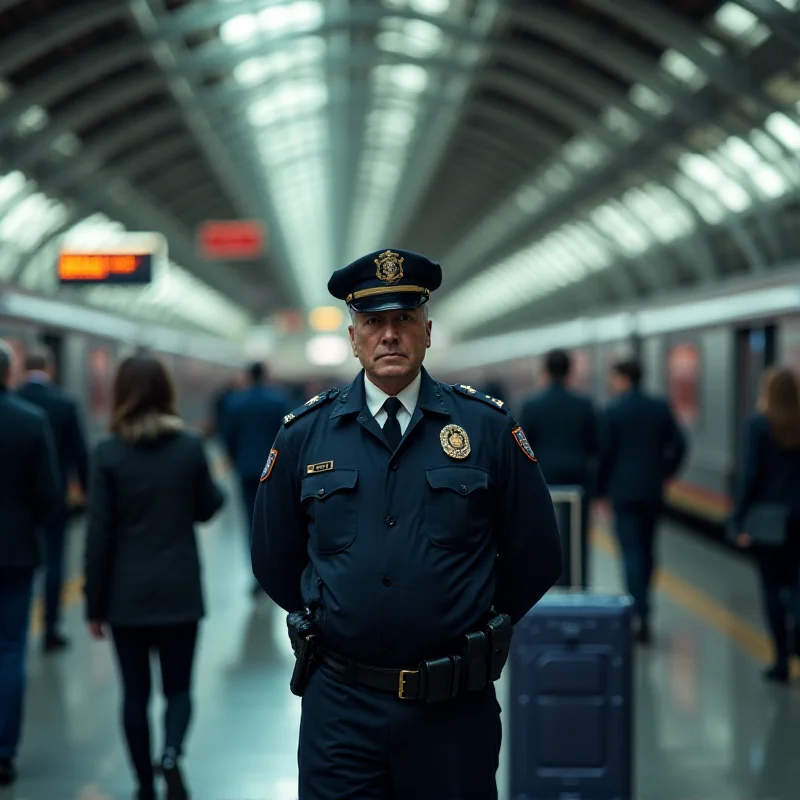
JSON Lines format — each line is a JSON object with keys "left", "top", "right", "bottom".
{"left": 561, "top": 623, "right": 581, "bottom": 645}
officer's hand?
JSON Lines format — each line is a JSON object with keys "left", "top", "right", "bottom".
{"left": 87, "top": 620, "right": 106, "bottom": 640}
{"left": 736, "top": 532, "right": 753, "bottom": 549}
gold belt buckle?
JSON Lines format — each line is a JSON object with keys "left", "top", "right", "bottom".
{"left": 398, "top": 669, "right": 418, "bottom": 700}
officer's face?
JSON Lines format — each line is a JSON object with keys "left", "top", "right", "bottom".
{"left": 349, "top": 307, "right": 432, "bottom": 389}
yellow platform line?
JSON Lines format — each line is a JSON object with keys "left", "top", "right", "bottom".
{"left": 592, "top": 526, "right": 779, "bottom": 668}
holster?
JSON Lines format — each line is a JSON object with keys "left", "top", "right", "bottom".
{"left": 287, "top": 610, "right": 320, "bottom": 697}
{"left": 461, "top": 608, "right": 514, "bottom": 691}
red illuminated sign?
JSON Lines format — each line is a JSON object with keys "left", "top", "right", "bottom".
{"left": 198, "top": 220, "right": 265, "bottom": 260}
{"left": 58, "top": 253, "right": 153, "bottom": 285}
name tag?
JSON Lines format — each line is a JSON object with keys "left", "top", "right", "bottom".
{"left": 306, "top": 460, "right": 334, "bottom": 474}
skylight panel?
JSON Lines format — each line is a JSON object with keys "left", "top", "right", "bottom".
{"left": 601, "top": 107, "right": 642, "bottom": 142}
{"left": 660, "top": 50, "right": 708, "bottom": 92}
{"left": 562, "top": 136, "right": 608, "bottom": 170}
{"left": 712, "top": 2, "right": 770, "bottom": 50}
{"left": 766, "top": 112, "right": 800, "bottom": 149}
{"left": 629, "top": 84, "right": 673, "bottom": 118}
{"left": 220, "top": 14, "right": 256, "bottom": 44}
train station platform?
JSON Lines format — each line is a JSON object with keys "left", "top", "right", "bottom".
{"left": 4, "top": 461, "right": 800, "bottom": 800}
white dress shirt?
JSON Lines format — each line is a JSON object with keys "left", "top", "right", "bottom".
{"left": 364, "top": 370, "right": 421, "bottom": 436}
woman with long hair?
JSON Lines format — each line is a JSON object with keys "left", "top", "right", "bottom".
{"left": 83, "top": 355, "right": 224, "bottom": 799}
{"left": 733, "top": 367, "right": 800, "bottom": 683}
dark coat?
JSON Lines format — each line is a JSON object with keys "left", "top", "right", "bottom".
{"left": 83, "top": 414, "right": 224, "bottom": 626}
{"left": 17, "top": 378, "right": 89, "bottom": 499}
{"left": 520, "top": 382, "right": 599, "bottom": 489}
{"left": 252, "top": 368, "right": 562, "bottom": 668}
{"left": 0, "top": 388, "right": 60, "bottom": 568}
{"left": 222, "top": 384, "right": 290, "bottom": 480}
{"left": 732, "top": 413, "right": 800, "bottom": 531}
{"left": 599, "top": 389, "right": 687, "bottom": 508}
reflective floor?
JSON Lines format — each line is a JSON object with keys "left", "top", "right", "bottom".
{"left": 3, "top": 466, "right": 799, "bottom": 799}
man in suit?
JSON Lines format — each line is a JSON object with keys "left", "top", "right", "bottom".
{"left": 17, "top": 346, "right": 89, "bottom": 652}
{"left": 520, "top": 349, "right": 599, "bottom": 587}
{"left": 222, "top": 362, "right": 289, "bottom": 592}
{"left": 598, "top": 358, "right": 687, "bottom": 643}
{"left": 0, "top": 340, "right": 60, "bottom": 786}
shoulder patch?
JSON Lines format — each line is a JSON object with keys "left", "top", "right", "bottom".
{"left": 453, "top": 384, "right": 507, "bottom": 412}
{"left": 283, "top": 388, "right": 339, "bottom": 427}
{"left": 511, "top": 426, "right": 537, "bottom": 462}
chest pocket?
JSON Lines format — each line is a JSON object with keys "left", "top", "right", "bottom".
{"left": 425, "top": 466, "right": 490, "bottom": 550}
{"left": 300, "top": 469, "right": 359, "bottom": 555}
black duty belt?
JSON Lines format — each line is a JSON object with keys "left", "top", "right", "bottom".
{"left": 321, "top": 649, "right": 468, "bottom": 703}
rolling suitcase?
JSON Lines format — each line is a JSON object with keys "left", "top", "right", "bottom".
{"left": 507, "top": 592, "right": 634, "bottom": 800}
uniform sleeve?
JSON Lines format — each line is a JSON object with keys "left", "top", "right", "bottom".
{"left": 83, "top": 445, "right": 114, "bottom": 621}
{"left": 251, "top": 426, "right": 307, "bottom": 612}
{"left": 491, "top": 415, "right": 562, "bottom": 624}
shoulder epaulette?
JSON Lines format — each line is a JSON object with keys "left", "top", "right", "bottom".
{"left": 283, "top": 388, "right": 339, "bottom": 427}
{"left": 453, "top": 384, "right": 507, "bottom": 412}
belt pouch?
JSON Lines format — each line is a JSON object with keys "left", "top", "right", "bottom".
{"left": 422, "top": 656, "right": 457, "bottom": 703}
{"left": 463, "top": 631, "right": 489, "bottom": 691}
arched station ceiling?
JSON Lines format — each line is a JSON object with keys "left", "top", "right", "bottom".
{"left": 1, "top": 0, "right": 800, "bottom": 342}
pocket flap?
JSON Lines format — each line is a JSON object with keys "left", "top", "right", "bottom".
{"left": 426, "top": 466, "right": 489, "bottom": 496}
{"left": 301, "top": 469, "right": 358, "bottom": 501}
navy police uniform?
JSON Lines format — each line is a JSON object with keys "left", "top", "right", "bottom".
{"left": 252, "top": 249, "right": 562, "bottom": 799}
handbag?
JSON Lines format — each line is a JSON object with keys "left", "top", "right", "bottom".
{"left": 742, "top": 503, "right": 790, "bottom": 546}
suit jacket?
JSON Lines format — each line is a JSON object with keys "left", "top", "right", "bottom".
{"left": 599, "top": 389, "right": 687, "bottom": 508}
{"left": 0, "top": 388, "right": 61, "bottom": 568}
{"left": 17, "top": 379, "right": 89, "bottom": 499}
{"left": 222, "top": 384, "right": 290, "bottom": 480}
{"left": 520, "top": 382, "right": 599, "bottom": 490}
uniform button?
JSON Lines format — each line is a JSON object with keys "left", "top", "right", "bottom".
{"left": 385, "top": 516, "right": 396, "bottom": 527}
{"left": 391, "top": 463, "right": 399, "bottom": 471}
{"left": 460, "top": 485, "right": 468, "bottom": 494}
{"left": 382, "top": 577, "right": 392, "bottom": 587}
{"left": 317, "top": 488, "right": 325, "bottom": 497}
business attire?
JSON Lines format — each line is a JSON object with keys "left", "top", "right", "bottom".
{"left": 222, "top": 383, "right": 289, "bottom": 554}
{"left": 252, "top": 248, "right": 562, "bottom": 799}
{"left": 83, "top": 413, "right": 224, "bottom": 800}
{"left": 17, "top": 373, "right": 89, "bottom": 647}
{"left": 520, "top": 381, "right": 599, "bottom": 587}
{"left": 731, "top": 413, "right": 800, "bottom": 681}
{"left": 599, "top": 388, "right": 686, "bottom": 636}
{"left": 0, "top": 387, "right": 60, "bottom": 784}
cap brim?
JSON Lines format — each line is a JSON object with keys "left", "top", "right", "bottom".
{"left": 349, "top": 293, "right": 429, "bottom": 313}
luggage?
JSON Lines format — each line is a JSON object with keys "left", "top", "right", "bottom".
{"left": 507, "top": 591, "right": 635, "bottom": 800}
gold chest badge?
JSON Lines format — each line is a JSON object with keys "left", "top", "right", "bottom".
{"left": 440, "top": 424, "right": 471, "bottom": 460}
{"left": 374, "top": 250, "right": 404, "bottom": 284}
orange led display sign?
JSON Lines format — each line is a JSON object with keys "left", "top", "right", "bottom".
{"left": 58, "top": 252, "right": 153, "bottom": 285}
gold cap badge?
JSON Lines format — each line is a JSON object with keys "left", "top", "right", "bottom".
{"left": 440, "top": 424, "right": 471, "bottom": 460}
{"left": 374, "top": 250, "right": 404, "bottom": 285}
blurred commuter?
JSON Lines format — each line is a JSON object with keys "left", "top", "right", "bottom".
{"left": 207, "top": 373, "right": 244, "bottom": 444}
{"left": 83, "top": 355, "right": 224, "bottom": 800}
{"left": 0, "top": 340, "right": 60, "bottom": 787}
{"left": 17, "top": 346, "right": 89, "bottom": 652}
{"left": 732, "top": 368, "right": 800, "bottom": 683}
{"left": 520, "top": 349, "right": 599, "bottom": 587}
{"left": 222, "top": 361, "right": 288, "bottom": 588}
{"left": 598, "top": 358, "right": 686, "bottom": 644}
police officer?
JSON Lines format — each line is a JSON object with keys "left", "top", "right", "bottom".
{"left": 252, "top": 249, "right": 562, "bottom": 799}
{"left": 598, "top": 357, "right": 686, "bottom": 644}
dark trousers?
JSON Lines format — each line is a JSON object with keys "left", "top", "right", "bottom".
{"left": 0, "top": 568, "right": 35, "bottom": 758}
{"left": 110, "top": 623, "right": 198, "bottom": 792}
{"left": 43, "top": 510, "right": 68, "bottom": 637}
{"left": 553, "top": 493, "right": 591, "bottom": 588}
{"left": 754, "top": 527, "right": 800, "bottom": 666}
{"left": 614, "top": 503, "right": 660, "bottom": 622}
{"left": 299, "top": 665, "right": 501, "bottom": 799}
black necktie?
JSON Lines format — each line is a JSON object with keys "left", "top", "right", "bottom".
{"left": 382, "top": 396, "right": 403, "bottom": 450}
